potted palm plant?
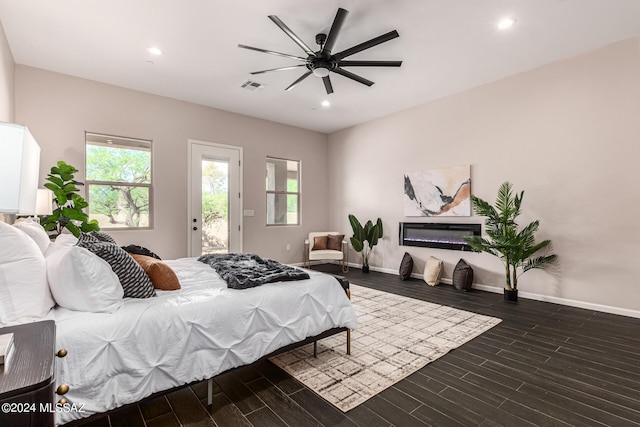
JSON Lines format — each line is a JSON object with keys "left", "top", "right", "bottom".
{"left": 348, "top": 214, "right": 383, "bottom": 273}
{"left": 464, "top": 182, "right": 557, "bottom": 302}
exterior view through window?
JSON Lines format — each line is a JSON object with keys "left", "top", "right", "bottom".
{"left": 201, "top": 158, "right": 229, "bottom": 254}
{"left": 266, "top": 157, "right": 300, "bottom": 225}
{"left": 85, "top": 132, "right": 152, "bottom": 229}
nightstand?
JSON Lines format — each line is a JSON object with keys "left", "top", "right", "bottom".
{"left": 0, "top": 320, "right": 60, "bottom": 427}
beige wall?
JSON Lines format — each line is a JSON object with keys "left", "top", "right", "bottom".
{"left": 328, "top": 37, "right": 640, "bottom": 313}
{"left": 11, "top": 35, "right": 640, "bottom": 314}
{"left": 15, "top": 66, "right": 329, "bottom": 261}
{"left": 0, "top": 19, "right": 14, "bottom": 122}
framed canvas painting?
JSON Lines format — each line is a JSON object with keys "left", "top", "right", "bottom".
{"left": 404, "top": 165, "right": 471, "bottom": 216}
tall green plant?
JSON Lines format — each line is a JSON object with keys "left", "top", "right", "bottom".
{"left": 42, "top": 161, "right": 100, "bottom": 238}
{"left": 464, "top": 182, "right": 557, "bottom": 291}
{"left": 348, "top": 214, "right": 383, "bottom": 268}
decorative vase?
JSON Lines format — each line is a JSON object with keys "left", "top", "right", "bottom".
{"left": 362, "top": 265, "right": 370, "bottom": 273}
{"left": 504, "top": 289, "right": 518, "bottom": 302}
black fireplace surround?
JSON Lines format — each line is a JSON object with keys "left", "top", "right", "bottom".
{"left": 399, "top": 222, "right": 481, "bottom": 251}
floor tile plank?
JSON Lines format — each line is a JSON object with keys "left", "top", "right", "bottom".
{"left": 203, "top": 392, "right": 252, "bottom": 427}
{"left": 214, "top": 371, "right": 266, "bottom": 414}
{"left": 166, "top": 387, "right": 216, "bottom": 427}
{"left": 63, "top": 264, "right": 640, "bottom": 427}
{"left": 145, "top": 412, "right": 181, "bottom": 427}
{"left": 289, "top": 388, "right": 359, "bottom": 427}
{"left": 246, "top": 377, "right": 321, "bottom": 426}
{"left": 244, "top": 407, "right": 288, "bottom": 427}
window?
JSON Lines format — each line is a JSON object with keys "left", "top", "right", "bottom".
{"left": 85, "top": 132, "right": 152, "bottom": 229}
{"left": 266, "top": 157, "right": 300, "bottom": 225}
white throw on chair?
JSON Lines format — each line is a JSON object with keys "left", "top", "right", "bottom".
{"left": 304, "top": 232, "right": 349, "bottom": 273}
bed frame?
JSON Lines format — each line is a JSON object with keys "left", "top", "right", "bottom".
{"left": 65, "top": 277, "right": 352, "bottom": 426}
{"left": 205, "top": 275, "right": 351, "bottom": 405}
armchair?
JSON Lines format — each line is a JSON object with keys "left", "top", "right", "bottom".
{"left": 304, "top": 232, "right": 349, "bottom": 273}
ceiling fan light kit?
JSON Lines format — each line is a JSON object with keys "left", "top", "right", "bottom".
{"left": 239, "top": 8, "right": 402, "bottom": 94}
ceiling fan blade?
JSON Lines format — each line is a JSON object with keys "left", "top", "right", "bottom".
{"left": 268, "top": 15, "right": 316, "bottom": 56}
{"left": 322, "top": 76, "right": 334, "bottom": 95}
{"left": 338, "top": 60, "right": 402, "bottom": 67}
{"left": 333, "top": 67, "right": 374, "bottom": 87}
{"left": 250, "top": 65, "right": 306, "bottom": 75}
{"left": 322, "top": 8, "right": 349, "bottom": 55}
{"left": 334, "top": 30, "right": 400, "bottom": 60}
{"left": 285, "top": 71, "right": 312, "bottom": 91}
{"left": 238, "top": 44, "right": 307, "bottom": 62}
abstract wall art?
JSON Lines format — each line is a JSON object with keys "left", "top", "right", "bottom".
{"left": 404, "top": 165, "right": 471, "bottom": 216}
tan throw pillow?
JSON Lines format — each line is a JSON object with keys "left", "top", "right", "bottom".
{"left": 327, "top": 234, "right": 345, "bottom": 251}
{"left": 423, "top": 256, "right": 444, "bottom": 286}
{"left": 131, "top": 254, "right": 181, "bottom": 290}
{"left": 312, "top": 235, "right": 328, "bottom": 250}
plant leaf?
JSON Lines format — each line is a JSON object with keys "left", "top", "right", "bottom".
{"left": 65, "top": 221, "right": 80, "bottom": 237}
{"left": 46, "top": 175, "right": 64, "bottom": 188}
{"left": 350, "top": 236, "right": 363, "bottom": 252}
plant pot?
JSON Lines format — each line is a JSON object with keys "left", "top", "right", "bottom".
{"left": 362, "top": 265, "right": 370, "bottom": 273}
{"left": 504, "top": 289, "right": 518, "bottom": 302}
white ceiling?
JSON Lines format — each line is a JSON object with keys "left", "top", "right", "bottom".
{"left": 1, "top": 0, "right": 640, "bottom": 134}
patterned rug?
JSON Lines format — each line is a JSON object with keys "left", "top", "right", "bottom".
{"left": 270, "top": 284, "right": 501, "bottom": 412}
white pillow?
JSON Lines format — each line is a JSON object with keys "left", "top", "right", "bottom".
{"left": 44, "top": 233, "right": 79, "bottom": 259}
{"left": 54, "top": 233, "right": 79, "bottom": 246}
{"left": 423, "top": 256, "right": 444, "bottom": 286}
{"left": 0, "top": 222, "right": 54, "bottom": 325}
{"left": 46, "top": 245, "right": 123, "bottom": 313}
{"left": 13, "top": 218, "right": 50, "bottom": 254}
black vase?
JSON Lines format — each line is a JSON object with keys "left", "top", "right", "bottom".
{"left": 362, "top": 265, "right": 370, "bottom": 273}
{"left": 504, "top": 289, "right": 518, "bottom": 302}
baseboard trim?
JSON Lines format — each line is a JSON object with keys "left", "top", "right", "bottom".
{"left": 471, "top": 284, "right": 640, "bottom": 319}
{"left": 336, "top": 261, "right": 640, "bottom": 319}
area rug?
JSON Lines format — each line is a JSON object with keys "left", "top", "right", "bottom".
{"left": 270, "top": 284, "right": 501, "bottom": 412}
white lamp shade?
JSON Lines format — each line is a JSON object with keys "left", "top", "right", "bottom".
{"left": 0, "top": 122, "right": 41, "bottom": 215}
{"left": 36, "top": 188, "right": 53, "bottom": 215}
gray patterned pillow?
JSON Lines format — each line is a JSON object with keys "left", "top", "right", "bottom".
{"left": 453, "top": 259, "right": 474, "bottom": 291}
{"left": 77, "top": 239, "right": 155, "bottom": 298}
{"left": 77, "top": 232, "right": 99, "bottom": 245}
{"left": 89, "top": 231, "right": 117, "bottom": 244}
{"left": 399, "top": 252, "right": 413, "bottom": 280}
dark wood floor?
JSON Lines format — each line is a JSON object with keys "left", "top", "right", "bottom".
{"left": 71, "top": 265, "right": 640, "bottom": 427}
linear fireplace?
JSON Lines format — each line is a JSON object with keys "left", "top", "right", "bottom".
{"left": 399, "top": 222, "right": 481, "bottom": 251}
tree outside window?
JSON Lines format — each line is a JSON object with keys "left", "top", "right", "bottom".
{"left": 266, "top": 157, "right": 300, "bottom": 225}
{"left": 201, "top": 159, "right": 229, "bottom": 253}
{"left": 85, "top": 133, "right": 152, "bottom": 229}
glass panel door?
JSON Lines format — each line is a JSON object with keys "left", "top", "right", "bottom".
{"left": 201, "top": 159, "right": 229, "bottom": 254}
{"left": 189, "top": 142, "right": 241, "bottom": 257}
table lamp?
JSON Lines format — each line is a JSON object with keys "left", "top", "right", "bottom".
{"left": 0, "top": 122, "right": 41, "bottom": 224}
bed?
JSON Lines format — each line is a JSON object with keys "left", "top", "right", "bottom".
{"left": 0, "top": 222, "right": 356, "bottom": 426}
{"left": 52, "top": 257, "right": 357, "bottom": 425}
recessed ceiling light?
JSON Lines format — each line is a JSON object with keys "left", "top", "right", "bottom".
{"left": 147, "top": 47, "right": 163, "bottom": 56}
{"left": 497, "top": 17, "right": 516, "bottom": 30}
{"left": 321, "top": 100, "right": 331, "bottom": 108}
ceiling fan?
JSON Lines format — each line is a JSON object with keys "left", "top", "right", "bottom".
{"left": 238, "top": 8, "right": 402, "bottom": 94}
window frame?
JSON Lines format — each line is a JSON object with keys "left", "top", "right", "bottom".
{"left": 266, "top": 156, "right": 301, "bottom": 226}
{"left": 85, "top": 132, "right": 154, "bottom": 230}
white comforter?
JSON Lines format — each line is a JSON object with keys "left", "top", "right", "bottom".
{"left": 53, "top": 258, "right": 357, "bottom": 425}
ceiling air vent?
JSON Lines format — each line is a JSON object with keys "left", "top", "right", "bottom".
{"left": 240, "top": 80, "right": 267, "bottom": 91}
